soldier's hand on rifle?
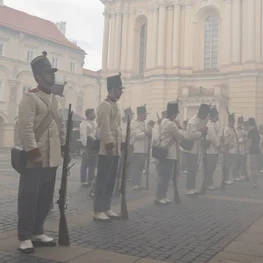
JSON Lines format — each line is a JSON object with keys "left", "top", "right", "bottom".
{"left": 105, "top": 142, "right": 115, "bottom": 156}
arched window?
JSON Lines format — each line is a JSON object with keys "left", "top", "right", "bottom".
{"left": 138, "top": 23, "right": 147, "bottom": 74}
{"left": 204, "top": 16, "right": 219, "bottom": 70}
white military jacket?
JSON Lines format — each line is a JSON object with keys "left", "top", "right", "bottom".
{"left": 235, "top": 128, "right": 246, "bottom": 154}
{"left": 18, "top": 89, "right": 66, "bottom": 168}
{"left": 181, "top": 116, "right": 205, "bottom": 155}
{"left": 206, "top": 120, "right": 221, "bottom": 154}
{"left": 96, "top": 99, "right": 122, "bottom": 156}
{"left": 159, "top": 118, "right": 184, "bottom": 160}
{"left": 130, "top": 120, "right": 149, "bottom": 154}
{"left": 224, "top": 126, "right": 238, "bottom": 154}
{"left": 79, "top": 119, "right": 97, "bottom": 147}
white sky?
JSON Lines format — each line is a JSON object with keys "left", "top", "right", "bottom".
{"left": 5, "top": 0, "right": 105, "bottom": 71}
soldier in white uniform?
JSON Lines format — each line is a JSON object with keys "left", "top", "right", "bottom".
{"left": 206, "top": 106, "right": 221, "bottom": 190}
{"left": 155, "top": 102, "right": 185, "bottom": 205}
{"left": 17, "top": 51, "right": 66, "bottom": 253}
{"left": 93, "top": 74, "right": 124, "bottom": 221}
{"left": 232, "top": 116, "right": 247, "bottom": 181}
{"left": 130, "top": 105, "right": 151, "bottom": 190}
{"left": 181, "top": 104, "right": 210, "bottom": 196}
{"left": 79, "top": 108, "right": 97, "bottom": 187}
{"left": 223, "top": 114, "right": 238, "bottom": 185}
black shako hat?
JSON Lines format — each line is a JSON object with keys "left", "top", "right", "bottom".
{"left": 137, "top": 105, "right": 147, "bottom": 115}
{"left": 167, "top": 101, "right": 179, "bottom": 115}
{"left": 209, "top": 106, "right": 218, "bottom": 117}
{"left": 107, "top": 73, "right": 125, "bottom": 91}
{"left": 31, "top": 51, "right": 57, "bottom": 75}
{"left": 198, "top": 103, "right": 210, "bottom": 115}
{"left": 124, "top": 107, "right": 133, "bottom": 117}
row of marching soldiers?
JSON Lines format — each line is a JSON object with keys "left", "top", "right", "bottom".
{"left": 80, "top": 75, "right": 262, "bottom": 221}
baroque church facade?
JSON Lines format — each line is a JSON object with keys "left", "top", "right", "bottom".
{"left": 100, "top": 0, "right": 263, "bottom": 125}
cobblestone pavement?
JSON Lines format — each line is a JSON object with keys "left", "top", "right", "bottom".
{"left": 0, "top": 250, "right": 62, "bottom": 263}
{"left": 70, "top": 197, "right": 263, "bottom": 263}
{"left": 1, "top": 150, "right": 263, "bottom": 262}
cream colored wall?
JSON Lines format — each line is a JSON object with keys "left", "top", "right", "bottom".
{"left": 0, "top": 26, "right": 99, "bottom": 147}
{"left": 101, "top": 0, "right": 263, "bottom": 126}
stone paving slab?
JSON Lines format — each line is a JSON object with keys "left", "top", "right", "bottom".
{"left": 32, "top": 246, "right": 93, "bottom": 262}
{"left": 67, "top": 250, "right": 140, "bottom": 263}
{"left": 0, "top": 250, "right": 62, "bottom": 263}
{"left": 209, "top": 251, "right": 263, "bottom": 263}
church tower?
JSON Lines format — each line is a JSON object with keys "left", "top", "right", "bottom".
{"left": 101, "top": 0, "right": 263, "bottom": 123}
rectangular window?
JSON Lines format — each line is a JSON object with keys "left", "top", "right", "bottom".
{"left": 52, "top": 57, "right": 58, "bottom": 68}
{"left": 26, "top": 50, "right": 34, "bottom": 62}
{"left": 70, "top": 62, "right": 76, "bottom": 73}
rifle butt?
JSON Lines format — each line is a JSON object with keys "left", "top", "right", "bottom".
{"left": 120, "top": 196, "right": 128, "bottom": 220}
{"left": 58, "top": 214, "right": 70, "bottom": 246}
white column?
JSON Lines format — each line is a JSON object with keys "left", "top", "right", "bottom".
{"left": 120, "top": 11, "right": 129, "bottom": 71}
{"left": 172, "top": 3, "right": 181, "bottom": 68}
{"left": 247, "top": 0, "right": 255, "bottom": 61}
{"left": 255, "top": 0, "right": 261, "bottom": 63}
{"left": 127, "top": 11, "right": 135, "bottom": 72}
{"left": 102, "top": 12, "right": 110, "bottom": 70}
{"left": 261, "top": 1, "right": 263, "bottom": 62}
{"left": 114, "top": 12, "right": 122, "bottom": 70}
{"left": 221, "top": 0, "right": 232, "bottom": 65}
{"left": 146, "top": 8, "right": 153, "bottom": 70}
{"left": 109, "top": 13, "right": 116, "bottom": 69}
{"left": 157, "top": 4, "right": 166, "bottom": 67}
{"left": 183, "top": 4, "right": 193, "bottom": 68}
{"left": 151, "top": 6, "right": 158, "bottom": 68}
{"left": 231, "top": 0, "right": 241, "bottom": 63}
{"left": 165, "top": 5, "right": 173, "bottom": 68}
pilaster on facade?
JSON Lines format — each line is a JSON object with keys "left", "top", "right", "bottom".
{"left": 120, "top": 9, "right": 129, "bottom": 71}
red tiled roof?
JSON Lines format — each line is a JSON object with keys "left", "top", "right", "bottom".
{"left": 0, "top": 5, "right": 82, "bottom": 50}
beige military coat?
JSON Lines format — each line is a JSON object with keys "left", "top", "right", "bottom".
{"left": 130, "top": 120, "right": 149, "bottom": 154}
{"left": 159, "top": 119, "right": 185, "bottom": 160}
{"left": 18, "top": 89, "right": 66, "bottom": 168}
{"left": 96, "top": 100, "right": 122, "bottom": 156}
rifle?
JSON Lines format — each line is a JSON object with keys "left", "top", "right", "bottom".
{"left": 145, "top": 131, "right": 152, "bottom": 191}
{"left": 174, "top": 140, "right": 181, "bottom": 204}
{"left": 145, "top": 120, "right": 155, "bottom": 190}
{"left": 199, "top": 131, "right": 209, "bottom": 195}
{"left": 120, "top": 115, "right": 131, "bottom": 220}
{"left": 57, "top": 104, "right": 73, "bottom": 246}
{"left": 220, "top": 129, "right": 227, "bottom": 190}
{"left": 113, "top": 156, "right": 122, "bottom": 198}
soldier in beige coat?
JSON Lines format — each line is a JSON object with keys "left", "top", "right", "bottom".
{"left": 130, "top": 105, "right": 152, "bottom": 190}
{"left": 17, "top": 52, "right": 66, "bottom": 254}
{"left": 155, "top": 102, "right": 185, "bottom": 205}
{"left": 93, "top": 74, "right": 124, "bottom": 221}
